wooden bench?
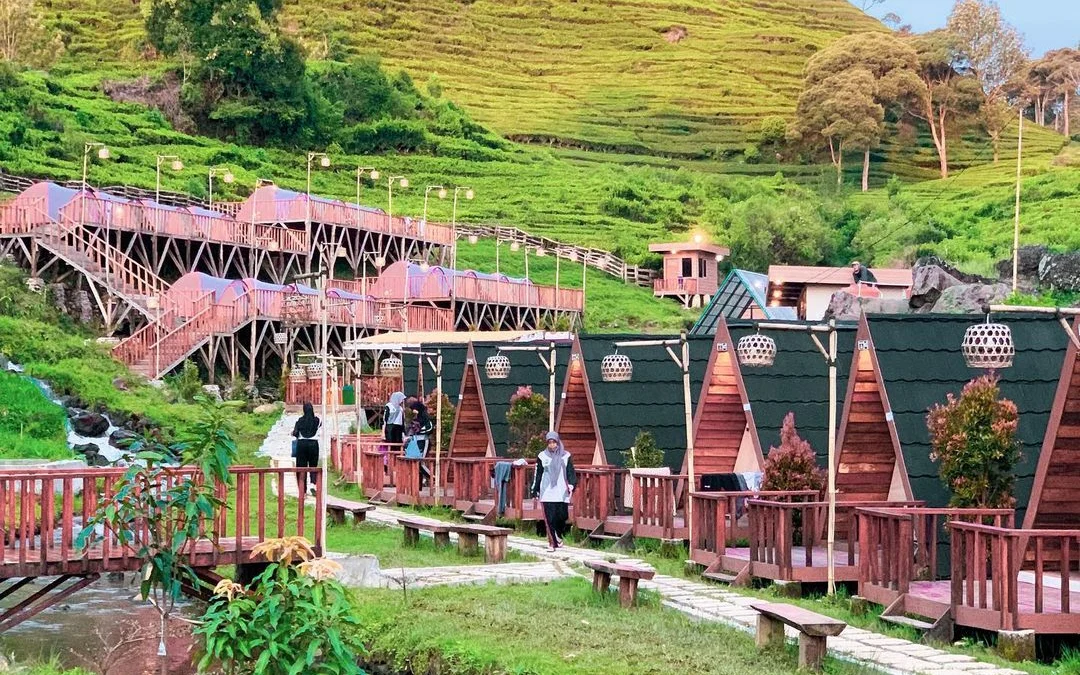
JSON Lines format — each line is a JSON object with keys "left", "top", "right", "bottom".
{"left": 750, "top": 602, "right": 846, "bottom": 671}
{"left": 397, "top": 517, "right": 454, "bottom": 548}
{"left": 325, "top": 497, "right": 375, "bottom": 526}
{"left": 583, "top": 560, "right": 656, "bottom": 608}
{"left": 449, "top": 523, "right": 514, "bottom": 563}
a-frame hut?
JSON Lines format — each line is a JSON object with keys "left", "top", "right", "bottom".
{"left": 474, "top": 342, "right": 571, "bottom": 457}
{"left": 727, "top": 322, "right": 856, "bottom": 469}
{"left": 1025, "top": 316, "right": 1080, "bottom": 530}
{"left": 447, "top": 343, "right": 495, "bottom": 458}
{"left": 579, "top": 334, "right": 712, "bottom": 474}
{"left": 555, "top": 337, "right": 606, "bottom": 467}
{"left": 863, "top": 313, "right": 1067, "bottom": 523}
{"left": 832, "top": 316, "right": 911, "bottom": 502}
{"left": 687, "top": 317, "right": 764, "bottom": 477}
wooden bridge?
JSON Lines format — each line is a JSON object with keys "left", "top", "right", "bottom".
{"left": 0, "top": 466, "right": 321, "bottom": 632}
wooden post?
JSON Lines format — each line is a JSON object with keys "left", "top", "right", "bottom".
{"left": 434, "top": 350, "right": 443, "bottom": 507}
{"left": 1012, "top": 107, "right": 1023, "bottom": 294}
{"left": 548, "top": 342, "right": 556, "bottom": 429}
{"left": 826, "top": 321, "right": 837, "bottom": 596}
{"left": 681, "top": 331, "right": 695, "bottom": 548}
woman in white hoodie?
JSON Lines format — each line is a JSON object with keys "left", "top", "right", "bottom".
{"left": 531, "top": 431, "right": 577, "bottom": 551}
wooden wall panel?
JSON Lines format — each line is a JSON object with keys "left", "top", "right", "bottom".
{"left": 836, "top": 349, "right": 894, "bottom": 502}
{"left": 556, "top": 359, "right": 598, "bottom": 467}
{"left": 1033, "top": 357, "right": 1080, "bottom": 529}
{"left": 448, "top": 354, "right": 492, "bottom": 459}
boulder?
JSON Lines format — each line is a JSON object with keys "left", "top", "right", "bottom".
{"left": 71, "top": 412, "right": 109, "bottom": 437}
{"left": 253, "top": 403, "right": 280, "bottom": 415}
{"left": 824, "top": 292, "right": 911, "bottom": 321}
{"left": 914, "top": 256, "right": 994, "bottom": 284}
{"left": 909, "top": 265, "right": 962, "bottom": 309}
{"left": 995, "top": 245, "right": 1049, "bottom": 281}
{"left": 112, "top": 377, "right": 129, "bottom": 392}
{"left": 930, "top": 283, "right": 1011, "bottom": 314}
{"left": 87, "top": 453, "right": 111, "bottom": 467}
{"left": 202, "top": 384, "right": 223, "bottom": 401}
{"left": 72, "top": 442, "right": 101, "bottom": 457}
{"left": 108, "top": 428, "right": 139, "bottom": 449}
{"left": 1039, "top": 252, "right": 1080, "bottom": 292}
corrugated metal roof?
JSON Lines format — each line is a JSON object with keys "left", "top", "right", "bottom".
{"left": 768, "top": 265, "right": 912, "bottom": 287}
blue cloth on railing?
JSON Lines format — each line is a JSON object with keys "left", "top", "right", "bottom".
{"left": 494, "top": 461, "right": 513, "bottom": 516}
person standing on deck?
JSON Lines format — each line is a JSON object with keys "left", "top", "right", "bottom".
{"left": 291, "top": 402, "right": 321, "bottom": 497}
{"left": 531, "top": 431, "right": 577, "bottom": 552}
{"left": 383, "top": 391, "right": 406, "bottom": 447}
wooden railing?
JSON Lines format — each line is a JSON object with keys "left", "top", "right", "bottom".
{"left": 235, "top": 197, "right": 454, "bottom": 246}
{"left": 632, "top": 473, "right": 686, "bottom": 541}
{"left": 390, "top": 456, "right": 451, "bottom": 506}
{"left": 653, "top": 277, "right": 717, "bottom": 296}
{"left": 0, "top": 197, "right": 49, "bottom": 235}
{"left": 857, "top": 506, "right": 1014, "bottom": 607}
{"left": 689, "top": 490, "right": 819, "bottom": 566}
{"left": 449, "top": 457, "right": 501, "bottom": 511}
{"left": 0, "top": 466, "right": 324, "bottom": 578}
{"left": 572, "top": 466, "right": 628, "bottom": 530}
{"left": 947, "top": 523, "right": 1080, "bottom": 633}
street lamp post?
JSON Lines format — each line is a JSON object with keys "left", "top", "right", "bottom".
{"left": 155, "top": 155, "right": 184, "bottom": 204}
{"left": 387, "top": 175, "right": 408, "bottom": 260}
{"left": 208, "top": 166, "right": 234, "bottom": 211}
{"left": 355, "top": 167, "right": 380, "bottom": 227}
{"left": 1012, "top": 107, "right": 1023, "bottom": 294}
{"left": 82, "top": 142, "right": 110, "bottom": 277}
{"left": 423, "top": 185, "right": 447, "bottom": 229}
{"left": 306, "top": 152, "right": 331, "bottom": 274}
{"left": 450, "top": 187, "right": 474, "bottom": 269}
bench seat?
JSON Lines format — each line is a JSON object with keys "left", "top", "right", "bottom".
{"left": 583, "top": 560, "right": 655, "bottom": 607}
{"left": 750, "top": 601, "right": 846, "bottom": 671}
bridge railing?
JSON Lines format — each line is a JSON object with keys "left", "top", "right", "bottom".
{"left": 0, "top": 466, "right": 323, "bottom": 577}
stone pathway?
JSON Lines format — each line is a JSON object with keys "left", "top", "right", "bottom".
{"left": 380, "top": 561, "right": 573, "bottom": 589}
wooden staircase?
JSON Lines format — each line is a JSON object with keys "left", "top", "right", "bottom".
{"left": 879, "top": 594, "right": 953, "bottom": 642}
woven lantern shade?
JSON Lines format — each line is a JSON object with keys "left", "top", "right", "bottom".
{"left": 962, "top": 322, "right": 1014, "bottom": 369}
{"left": 485, "top": 354, "right": 511, "bottom": 379}
{"left": 737, "top": 334, "right": 777, "bottom": 367}
{"left": 305, "top": 362, "right": 324, "bottom": 377}
{"left": 380, "top": 356, "right": 403, "bottom": 377}
{"left": 600, "top": 353, "right": 633, "bottom": 382}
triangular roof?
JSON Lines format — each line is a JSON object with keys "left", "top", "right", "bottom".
{"left": 686, "top": 317, "right": 764, "bottom": 476}
{"left": 474, "top": 342, "right": 570, "bottom": 456}
{"left": 579, "top": 334, "right": 712, "bottom": 471}
{"left": 691, "top": 269, "right": 796, "bottom": 336}
{"left": 728, "top": 322, "right": 856, "bottom": 467}
{"left": 555, "top": 336, "right": 606, "bottom": 466}
{"left": 866, "top": 313, "right": 1067, "bottom": 523}
{"left": 447, "top": 343, "right": 494, "bottom": 458}
{"left": 833, "top": 316, "right": 911, "bottom": 502}
{"left": 1024, "top": 316, "right": 1080, "bottom": 529}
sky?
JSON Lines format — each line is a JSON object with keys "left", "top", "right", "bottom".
{"left": 852, "top": 0, "right": 1079, "bottom": 56}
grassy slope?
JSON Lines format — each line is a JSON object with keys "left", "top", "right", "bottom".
{"left": 0, "top": 371, "right": 69, "bottom": 460}
{"left": 353, "top": 578, "right": 869, "bottom": 675}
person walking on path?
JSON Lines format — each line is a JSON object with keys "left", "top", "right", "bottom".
{"left": 531, "top": 431, "right": 576, "bottom": 552}
{"left": 291, "top": 402, "right": 321, "bottom": 497}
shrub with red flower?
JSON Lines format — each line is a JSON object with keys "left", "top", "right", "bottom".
{"left": 761, "top": 413, "right": 825, "bottom": 493}
{"left": 927, "top": 374, "right": 1019, "bottom": 509}
{"left": 507, "top": 385, "right": 549, "bottom": 458}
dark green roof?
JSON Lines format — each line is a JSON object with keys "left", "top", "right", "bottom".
{"left": 475, "top": 343, "right": 571, "bottom": 455}
{"left": 868, "top": 314, "right": 1067, "bottom": 522}
{"left": 580, "top": 334, "right": 713, "bottom": 470}
{"left": 400, "top": 344, "right": 470, "bottom": 406}
{"left": 728, "top": 322, "right": 857, "bottom": 467}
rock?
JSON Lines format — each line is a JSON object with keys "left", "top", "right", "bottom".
{"left": 253, "top": 403, "right": 280, "bottom": 415}
{"left": 1039, "top": 251, "right": 1080, "bottom": 291}
{"left": 112, "top": 376, "right": 129, "bottom": 392}
{"left": 109, "top": 428, "right": 139, "bottom": 449}
{"left": 914, "top": 256, "right": 994, "bottom": 284}
{"left": 49, "top": 283, "right": 66, "bottom": 314}
{"left": 202, "top": 384, "right": 222, "bottom": 401}
{"left": 87, "top": 453, "right": 111, "bottom": 467}
{"left": 72, "top": 442, "right": 101, "bottom": 457}
{"left": 930, "top": 282, "right": 1011, "bottom": 313}
{"left": 124, "top": 412, "right": 157, "bottom": 435}
{"left": 71, "top": 412, "right": 109, "bottom": 437}
{"left": 75, "top": 290, "right": 93, "bottom": 324}
{"left": 824, "top": 291, "right": 911, "bottom": 321}
{"left": 995, "top": 244, "right": 1048, "bottom": 281}
{"left": 0, "top": 353, "right": 8, "bottom": 371}
{"left": 909, "top": 265, "right": 962, "bottom": 309}
{"left": 66, "top": 407, "right": 86, "bottom": 420}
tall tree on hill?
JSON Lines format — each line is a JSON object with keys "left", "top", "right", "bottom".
{"left": 1043, "top": 48, "right": 1080, "bottom": 137}
{"left": 793, "top": 69, "right": 883, "bottom": 187}
{"left": 798, "top": 32, "right": 924, "bottom": 191}
{"left": 908, "top": 30, "right": 983, "bottom": 178}
{"left": 947, "top": 0, "right": 1027, "bottom": 162}
{"left": 1007, "top": 58, "right": 1057, "bottom": 126}
{"left": 0, "top": 0, "right": 62, "bottom": 67}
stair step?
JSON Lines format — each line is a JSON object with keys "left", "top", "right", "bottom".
{"left": 462, "top": 514, "right": 487, "bottom": 521}
{"left": 588, "top": 533, "right": 623, "bottom": 541}
{"left": 880, "top": 615, "right": 936, "bottom": 631}
{"left": 701, "top": 571, "right": 739, "bottom": 584}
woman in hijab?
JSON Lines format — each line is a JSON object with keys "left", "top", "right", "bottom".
{"left": 291, "top": 402, "right": 321, "bottom": 497}
{"left": 383, "top": 392, "right": 406, "bottom": 447}
{"left": 531, "top": 431, "right": 577, "bottom": 551}
{"left": 405, "top": 399, "right": 434, "bottom": 456}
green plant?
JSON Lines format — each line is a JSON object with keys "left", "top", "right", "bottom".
{"left": 624, "top": 430, "right": 665, "bottom": 468}
{"left": 761, "top": 413, "right": 825, "bottom": 493}
{"left": 506, "top": 385, "right": 548, "bottom": 459}
{"left": 425, "top": 389, "right": 455, "bottom": 450}
{"left": 76, "top": 397, "right": 238, "bottom": 661}
{"left": 195, "top": 536, "right": 364, "bottom": 674}
{"left": 169, "top": 360, "right": 202, "bottom": 402}
{"left": 927, "top": 374, "right": 1020, "bottom": 509}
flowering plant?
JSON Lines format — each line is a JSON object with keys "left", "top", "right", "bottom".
{"left": 507, "top": 385, "right": 549, "bottom": 458}
{"left": 761, "top": 413, "right": 825, "bottom": 493}
{"left": 927, "top": 375, "right": 1019, "bottom": 509}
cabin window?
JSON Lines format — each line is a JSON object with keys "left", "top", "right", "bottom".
{"left": 698, "top": 258, "right": 707, "bottom": 278}
{"left": 681, "top": 257, "right": 692, "bottom": 277}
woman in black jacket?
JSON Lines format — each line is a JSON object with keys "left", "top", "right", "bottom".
{"left": 291, "top": 402, "right": 321, "bottom": 497}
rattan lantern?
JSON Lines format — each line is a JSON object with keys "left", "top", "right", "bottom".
{"left": 380, "top": 355, "right": 403, "bottom": 377}
{"left": 485, "top": 354, "right": 511, "bottom": 379}
{"left": 600, "top": 353, "right": 633, "bottom": 382}
{"left": 737, "top": 334, "right": 777, "bottom": 367}
{"left": 289, "top": 366, "right": 306, "bottom": 381}
{"left": 962, "top": 321, "right": 1014, "bottom": 369}
{"left": 273, "top": 331, "right": 286, "bottom": 345}
{"left": 305, "top": 362, "right": 324, "bottom": 377}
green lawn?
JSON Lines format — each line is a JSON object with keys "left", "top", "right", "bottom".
{"left": 328, "top": 520, "right": 532, "bottom": 569}
{"left": 352, "top": 578, "right": 872, "bottom": 675}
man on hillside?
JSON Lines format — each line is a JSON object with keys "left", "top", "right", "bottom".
{"left": 851, "top": 261, "right": 877, "bottom": 285}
